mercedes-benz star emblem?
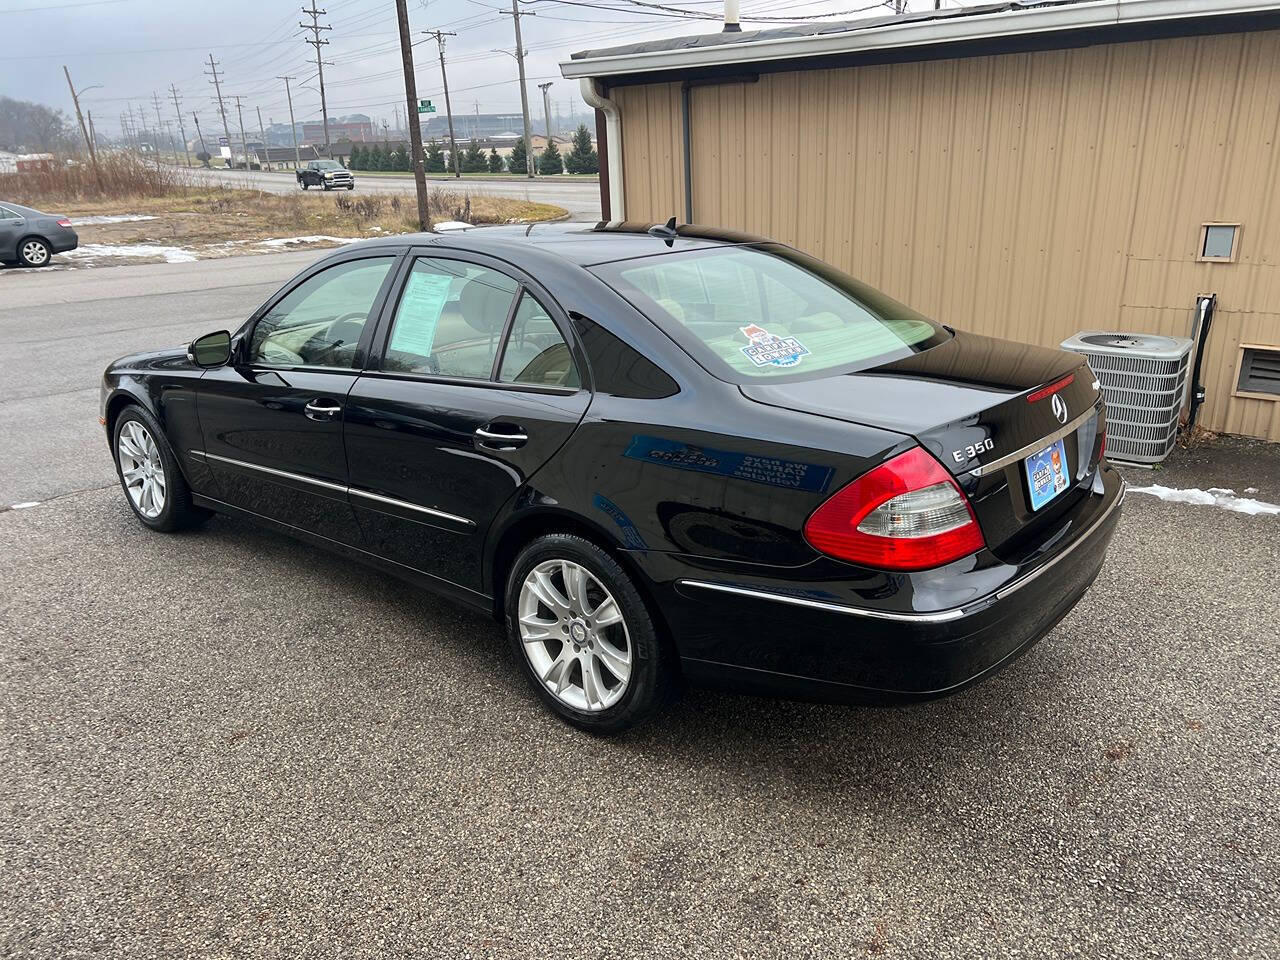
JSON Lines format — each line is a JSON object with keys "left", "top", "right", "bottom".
{"left": 1051, "top": 393, "right": 1069, "bottom": 424}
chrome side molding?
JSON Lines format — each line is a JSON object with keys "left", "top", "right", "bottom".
{"left": 191, "top": 450, "right": 475, "bottom": 528}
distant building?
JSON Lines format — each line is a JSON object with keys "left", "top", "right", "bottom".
{"left": 302, "top": 116, "right": 376, "bottom": 144}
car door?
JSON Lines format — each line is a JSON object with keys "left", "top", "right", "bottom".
{"left": 196, "top": 249, "right": 402, "bottom": 543}
{"left": 343, "top": 250, "right": 591, "bottom": 592}
{"left": 0, "top": 205, "right": 23, "bottom": 260}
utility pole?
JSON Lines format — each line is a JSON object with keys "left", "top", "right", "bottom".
{"left": 169, "top": 84, "right": 191, "bottom": 167}
{"left": 62, "top": 65, "right": 103, "bottom": 190}
{"left": 231, "top": 95, "right": 250, "bottom": 169}
{"left": 503, "top": 0, "right": 536, "bottom": 178}
{"left": 206, "top": 54, "right": 234, "bottom": 169}
{"left": 422, "top": 30, "right": 460, "bottom": 179}
{"left": 256, "top": 105, "right": 269, "bottom": 170}
{"left": 538, "top": 81, "right": 553, "bottom": 143}
{"left": 394, "top": 0, "right": 431, "bottom": 230}
{"left": 86, "top": 110, "right": 98, "bottom": 153}
{"left": 151, "top": 91, "right": 167, "bottom": 163}
{"left": 301, "top": 3, "right": 333, "bottom": 155}
{"left": 192, "top": 112, "right": 208, "bottom": 165}
{"left": 279, "top": 76, "right": 301, "bottom": 169}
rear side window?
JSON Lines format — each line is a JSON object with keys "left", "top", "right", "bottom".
{"left": 593, "top": 245, "right": 945, "bottom": 381}
{"left": 498, "top": 292, "right": 580, "bottom": 388}
{"left": 384, "top": 258, "right": 518, "bottom": 379}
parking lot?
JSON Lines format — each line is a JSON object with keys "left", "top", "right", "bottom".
{"left": 2, "top": 254, "right": 1277, "bottom": 958}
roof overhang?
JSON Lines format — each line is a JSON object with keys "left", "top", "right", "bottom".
{"left": 561, "top": 0, "right": 1280, "bottom": 81}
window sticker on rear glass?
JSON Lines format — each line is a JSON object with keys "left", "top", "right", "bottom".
{"left": 740, "top": 323, "right": 809, "bottom": 368}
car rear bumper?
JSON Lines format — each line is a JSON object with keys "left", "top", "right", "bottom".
{"left": 51, "top": 230, "right": 78, "bottom": 253}
{"left": 636, "top": 465, "right": 1124, "bottom": 704}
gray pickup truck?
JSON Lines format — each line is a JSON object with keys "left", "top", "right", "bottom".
{"left": 296, "top": 160, "right": 355, "bottom": 191}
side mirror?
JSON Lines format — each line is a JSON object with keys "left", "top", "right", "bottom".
{"left": 187, "top": 330, "right": 232, "bottom": 368}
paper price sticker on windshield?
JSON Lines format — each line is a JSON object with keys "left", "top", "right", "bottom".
{"left": 740, "top": 323, "right": 809, "bottom": 368}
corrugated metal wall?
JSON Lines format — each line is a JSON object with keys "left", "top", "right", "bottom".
{"left": 612, "top": 31, "right": 1280, "bottom": 441}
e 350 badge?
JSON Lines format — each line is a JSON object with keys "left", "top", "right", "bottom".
{"left": 740, "top": 324, "right": 809, "bottom": 368}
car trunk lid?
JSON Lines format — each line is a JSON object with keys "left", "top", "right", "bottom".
{"left": 741, "top": 330, "right": 1106, "bottom": 561}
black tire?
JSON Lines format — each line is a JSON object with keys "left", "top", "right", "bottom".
{"left": 111, "top": 404, "right": 211, "bottom": 533}
{"left": 346, "top": 184, "right": 354, "bottom": 190}
{"left": 322, "top": 182, "right": 331, "bottom": 191}
{"left": 17, "top": 237, "right": 51, "bottom": 268}
{"left": 505, "top": 534, "right": 674, "bottom": 734}
{"left": 300, "top": 181, "right": 309, "bottom": 190}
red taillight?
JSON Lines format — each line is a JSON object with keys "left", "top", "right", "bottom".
{"left": 803, "top": 447, "right": 986, "bottom": 571}
{"left": 1027, "top": 374, "right": 1075, "bottom": 403}
{"left": 56, "top": 218, "right": 72, "bottom": 227}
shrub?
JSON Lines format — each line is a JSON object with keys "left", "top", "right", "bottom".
{"left": 564, "top": 124, "right": 598, "bottom": 175}
{"left": 487, "top": 148, "right": 503, "bottom": 173}
{"left": 507, "top": 137, "right": 528, "bottom": 175}
{"left": 538, "top": 142, "right": 563, "bottom": 175}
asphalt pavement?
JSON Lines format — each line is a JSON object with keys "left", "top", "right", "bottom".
{"left": 1, "top": 255, "right": 1277, "bottom": 958}
{"left": 181, "top": 165, "right": 604, "bottom": 220}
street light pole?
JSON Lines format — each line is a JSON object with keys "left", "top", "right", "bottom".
{"left": 62, "top": 66, "right": 103, "bottom": 190}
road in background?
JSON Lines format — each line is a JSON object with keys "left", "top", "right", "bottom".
{"left": 183, "top": 166, "right": 603, "bottom": 220}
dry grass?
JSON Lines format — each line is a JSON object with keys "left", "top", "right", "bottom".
{"left": 1, "top": 154, "right": 567, "bottom": 264}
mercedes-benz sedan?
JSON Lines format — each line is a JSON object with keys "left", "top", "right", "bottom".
{"left": 100, "top": 222, "right": 1124, "bottom": 733}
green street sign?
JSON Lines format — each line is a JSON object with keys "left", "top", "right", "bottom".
{"left": 417, "top": 99, "right": 436, "bottom": 114}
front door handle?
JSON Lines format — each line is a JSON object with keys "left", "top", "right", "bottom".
{"left": 475, "top": 424, "right": 528, "bottom": 448}
{"left": 304, "top": 398, "right": 342, "bottom": 421}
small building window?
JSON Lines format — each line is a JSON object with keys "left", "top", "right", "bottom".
{"left": 1199, "top": 222, "right": 1239, "bottom": 262}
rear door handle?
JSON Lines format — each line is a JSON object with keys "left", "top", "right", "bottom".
{"left": 304, "top": 398, "right": 342, "bottom": 421}
{"left": 475, "top": 424, "right": 528, "bottom": 448}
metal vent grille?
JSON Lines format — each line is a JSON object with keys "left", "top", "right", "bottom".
{"left": 1239, "top": 348, "right": 1280, "bottom": 396}
{"left": 1061, "top": 331, "right": 1194, "bottom": 464}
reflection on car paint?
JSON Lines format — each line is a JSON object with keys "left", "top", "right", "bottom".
{"left": 623, "top": 435, "right": 834, "bottom": 493}
{"left": 592, "top": 493, "right": 647, "bottom": 550}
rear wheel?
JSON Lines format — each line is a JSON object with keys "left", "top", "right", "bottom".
{"left": 300, "top": 181, "right": 309, "bottom": 190}
{"left": 18, "top": 238, "right": 51, "bottom": 267}
{"left": 112, "top": 404, "right": 210, "bottom": 532}
{"left": 506, "top": 534, "right": 673, "bottom": 734}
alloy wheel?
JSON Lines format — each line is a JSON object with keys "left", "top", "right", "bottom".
{"left": 517, "top": 559, "right": 632, "bottom": 712}
{"left": 117, "top": 420, "right": 166, "bottom": 518}
{"left": 20, "top": 240, "right": 49, "bottom": 266}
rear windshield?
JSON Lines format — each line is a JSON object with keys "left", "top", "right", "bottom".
{"left": 592, "top": 244, "right": 947, "bottom": 381}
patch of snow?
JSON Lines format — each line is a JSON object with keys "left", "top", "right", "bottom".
{"left": 433, "top": 221, "right": 473, "bottom": 232}
{"left": 1244, "top": 487, "right": 1259, "bottom": 494}
{"left": 69, "top": 214, "right": 158, "bottom": 226}
{"left": 10, "top": 501, "right": 40, "bottom": 509}
{"left": 1129, "top": 484, "right": 1280, "bottom": 517}
{"left": 256, "top": 235, "right": 360, "bottom": 248}
{"left": 64, "top": 243, "right": 198, "bottom": 264}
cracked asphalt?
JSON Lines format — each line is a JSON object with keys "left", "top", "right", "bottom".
{"left": 1, "top": 255, "right": 1277, "bottom": 958}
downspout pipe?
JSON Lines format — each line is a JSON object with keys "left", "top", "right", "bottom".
{"left": 580, "top": 77, "right": 624, "bottom": 223}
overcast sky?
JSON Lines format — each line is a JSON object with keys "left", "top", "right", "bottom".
{"left": 4, "top": 0, "right": 976, "bottom": 138}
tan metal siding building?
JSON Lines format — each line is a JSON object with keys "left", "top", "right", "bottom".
{"left": 566, "top": 0, "right": 1280, "bottom": 442}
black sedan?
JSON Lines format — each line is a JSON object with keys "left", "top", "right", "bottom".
{"left": 0, "top": 201, "right": 78, "bottom": 267}
{"left": 100, "top": 223, "right": 1124, "bottom": 733}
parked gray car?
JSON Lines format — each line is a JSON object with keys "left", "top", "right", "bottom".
{"left": 0, "top": 202, "right": 79, "bottom": 267}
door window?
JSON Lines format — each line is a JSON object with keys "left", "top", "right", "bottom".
{"left": 383, "top": 258, "right": 518, "bottom": 379}
{"left": 498, "top": 292, "right": 580, "bottom": 388}
{"left": 249, "top": 256, "right": 395, "bottom": 368}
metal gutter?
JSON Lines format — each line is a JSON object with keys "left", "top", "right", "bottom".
{"left": 579, "top": 77, "right": 625, "bottom": 221}
{"left": 561, "top": 0, "right": 1280, "bottom": 79}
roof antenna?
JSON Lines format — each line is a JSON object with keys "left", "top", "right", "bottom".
{"left": 648, "top": 217, "right": 679, "bottom": 245}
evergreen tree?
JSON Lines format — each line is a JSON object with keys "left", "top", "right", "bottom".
{"left": 390, "top": 144, "right": 410, "bottom": 172}
{"left": 487, "top": 147, "right": 503, "bottom": 173}
{"left": 366, "top": 144, "right": 384, "bottom": 171}
{"left": 507, "top": 137, "right": 528, "bottom": 175}
{"left": 350, "top": 144, "right": 364, "bottom": 170}
{"left": 538, "top": 141, "right": 563, "bottom": 175}
{"left": 463, "top": 139, "right": 486, "bottom": 173}
{"left": 564, "top": 124, "right": 599, "bottom": 174}
{"left": 425, "top": 140, "right": 446, "bottom": 173}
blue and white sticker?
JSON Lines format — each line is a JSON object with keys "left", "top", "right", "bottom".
{"left": 740, "top": 323, "right": 809, "bottom": 368}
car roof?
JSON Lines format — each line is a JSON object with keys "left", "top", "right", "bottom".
{"left": 339, "top": 221, "right": 769, "bottom": 267}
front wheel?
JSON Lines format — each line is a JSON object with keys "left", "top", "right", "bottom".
{"left": 506, "top": 534, "right": 674, "bottom": 734}
{"left": 346, "top": 184, "right": 354, "bottom": 190}
{"left": 300, "top": 181, "right": 309, "bottom": 190}
{"left": 112, "top": 404, "right": 210, "bottom": 532}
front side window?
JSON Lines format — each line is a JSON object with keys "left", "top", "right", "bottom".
{"left": 498, "top": 292, "right": 580, "bottom": 388}
{"left": 249, "top": 256, "right": 394, "bottom": 368}
{"left": 593, "top": 245, "right": 946, "bottom": 381}
{"left": 383, "top": 258, "right": 518, "bottom": 379}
